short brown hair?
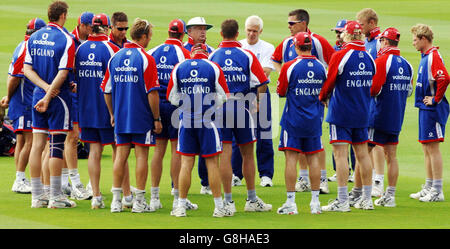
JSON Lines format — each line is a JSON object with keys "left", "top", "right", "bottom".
{"left": 411, "top": 24, "right": 433, "bottom": 42}
{"left": 130, "top": 18, "right": 152, "bottom": 40}
{"left": 221, "top": 19, "right": 239, "bottom": 39}
{"left": 111, "top": 12, "right": 128, "bottom": 26}
{"left": 289, "top": 9, "right": 310, "bottom": 25}
{"left": 356, "top": 8, "right": 378, "bottom": 25}
{"left": 48, "top": 1, "right": 68, "bottom": 22}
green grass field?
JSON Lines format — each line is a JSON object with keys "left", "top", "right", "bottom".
{"left": 0, "top": 0, "right": 449, "bottom": 229}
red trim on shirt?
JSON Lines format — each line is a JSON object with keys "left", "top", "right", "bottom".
{"left": 218, "top": 40, "right": 242, "bottom": 48}
{"left": 430, "top": 48, "right": 450, "bottom": 104}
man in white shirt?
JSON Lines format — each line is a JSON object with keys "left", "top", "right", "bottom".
{"left": 230, "top": 15, "right": 275, "bottom": 187}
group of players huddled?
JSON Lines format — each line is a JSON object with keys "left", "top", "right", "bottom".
{"left": 2, "top": 1, "right": 448, "bottom": 217}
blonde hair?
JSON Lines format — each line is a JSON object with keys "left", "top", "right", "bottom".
{"left": 356, "top": 8, "right": 378, "bottom": 25}
{"left": 411, "top": 23, "right": 433, "bottom": 42}
{"left": 341, "top": 30, "right": 363, "bottom": 43}
{"left": 245, "top": 15, "right": 263, "bottom": 31}
{"left": 130, "top": 18, "right": 153, "bottom": 40}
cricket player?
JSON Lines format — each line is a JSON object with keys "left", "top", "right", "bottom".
{"left": 1, "top": 18, "right": 46, "bottom": 194}
{"left": 101, "top": 18, "right": 162, "bottom": 213}
{"left": 409, "top": 24, "right": 449, "bottom": 202}
{"left": 167, "top": 43, "right": 232, "bottom": 217}
{"left": 209, "top": 19, "right": 272, "bottom": 213}
{"left": 318, "top": 21, "right": 376, "bottom": 212}
{"left": 109, "top": 12, "right": 130, "bottom": 48}
{"left": 276, "top": 32, "right": 326, "bottom": 215}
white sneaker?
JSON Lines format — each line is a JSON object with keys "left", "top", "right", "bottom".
{"left": 277, "top": 202, "right": 298, "bottom": 215}
{"left": 374, "top": 194, "right": 396, "bottom": 207}
{"left": 419, "top": 188, "right": 444, "bottom": 202}
{"left": 150, "top": 198, "right": 163, "bottom": 210}
{"left": 321, "top": 199, "right": 351, "bottom": 212}
{"left": 31, "top": 194, "right": 49, "bottom": 208}
{"left": 48, "top": 195, "right": 77, "bottom": 208}
{"left": 62, "top": 183, "right": 72, "bottom": 196}
{"left": 260, "top": 176, "right": 273, "bottom": 187}
{"left": 132, "top": 198, "right": 155, "bottom": 213}
{"left": 71, "top": 183, "right": 92, "bottom": 200}
{"left": 372, "top": 180, "right": 384, "bottom": 197}
{"left": 213, "top": 206, "right": 234, "bottom": 217}
{"left": 224, "top": 201, "right": 236, "bottom": 214}
{"left": 232, "top": 174, "right": 243, "bottom": 186}
{"left": 244, "top": 197, "right": 272, "bottom": 212}
{"left": 122, "top": 196, "right": 134, "bottom": 209}
{"left": 410, "top": 185, "right": 431, "bottom": 200}
{"left": 348, "top": 191, "right": 362, "bottom": 207}
{"left": 295, "top": 177, "right": 311, "bottom": 192}
{"left": 200, "top": 186, "right": 212, "bottom": 195}
{"left": 111, "top": 199, "right": 123, "bottom": 213}
{"left": 354, "top": 198, "right": 374, "bottom": 210}
{"left": 320, "top": 178, "right": 329, "bottom": 194}
{"left": 91, "top": 196, "right": 105, "bottom": 209}
{"left": 328, "top": 173, "right": 337, "bottom": 182}
{"left": 171, "top": 206, "right": 187, "bottom": 217}
{"left": 12, "top": 179, "right": 32, "bottom": 193}
{"left": 185, "top": 199, "right": 199, "bottom": 210}
{"left": 310, "top": 201, "right": 322, "bottom": 214}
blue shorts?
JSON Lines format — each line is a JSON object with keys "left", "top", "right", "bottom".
{"left": 368, "top": 128, "right": 399, "bottom": 146}
{"left": 221, "top": 102, "right": 256, "bottom": 145}
{"left": 32, "top": 91, "right": 72, "bottom": 133}
{"left": 419, "top": 109, "right": 445, "bottom": 143}
{"left": 80, "top": 127, "right": 115, "bottom": 145}
{"left": 329, "top": 124, "right": 368, "bottom": 144}
{"left": 155, "top": 101, "right": 178, "bottom": 141}
{"left": 278, "top": 128, "right": 324, "bottom": 154}
{"left": 177, "top": 121, "right": 222, "bottom": 157}
{"left": 13, "top": 113, "right": 32, "bottom": 133}
{"left": 115, "top": 130, "right": 155, "bottom": 147}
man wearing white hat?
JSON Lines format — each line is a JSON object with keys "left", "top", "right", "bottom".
{"left": 183, "top": 16, "right": 216, "bottom": 195}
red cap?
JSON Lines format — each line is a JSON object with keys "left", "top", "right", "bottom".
{"left": 92, "top": 13, "right": 110, "bottom": 26}
{"left": 168, "top": 19, "right": 185, "bottom": 34}
{"left": 293, "top": 32, "right": 312, "bottom": 46}
{"left": 380, "top": 27, "right": 400, "bottom": 42}
{"left": 344, "top": 20, "right": 362, "bottom": 35}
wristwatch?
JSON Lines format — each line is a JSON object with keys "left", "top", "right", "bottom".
{"left": 154, "top": 117, "right": 162, "bottom": 122}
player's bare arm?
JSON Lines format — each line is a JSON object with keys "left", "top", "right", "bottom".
{"left": 103, "top": 93, "right": 114, "bottom": 127}
{"left": 148, "top": 90, "right": 162, "bottom": 134}
{"left": 1, "top": 75, "right": 21, "bottom": 107}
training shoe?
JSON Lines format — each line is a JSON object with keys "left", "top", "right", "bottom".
{"left": 48, "top": 195, "right": 77, "bottom": 209}
{"left": 62, "top": 183, "right": 72, "bottom": 196}
{"left": 374, "top": 194, "right": 396, "bottom": 207}
{"left": 171, "top": 206, "right": 187, "bottom": 217}
{"left": 328, "top": 173, "right": 337, "bottom": 182}
{"left": 354, "top": 198, "right": 374, "bottom": 210}
{"left": 295, "top": 177, "right": 311, "bottom": 192}
{"left": 320, "top": 178, "right": 330, "bottom": 194}
{"left": 71, "top": 183, "right": 92, "bottom": 200}
{"left": 419, "top": 188, "right": 445, "bottom": 202}
{"left": 91, "top": 196, "right": 105, "bottom": 209}
{"left": 150, "top": 198, "right": 163, "bottom": 210}
{"left": 132, "top": 198, "right": 155, "bottom": 213}
{"left": 31, "top": 194, "right": 49, "bottom": 208}
{"left": 213, "top": 206, "right": 234, "bottom": 217}
{"left": 185, "top": 199, "right": 199, "bottom": 210}
{"left": 122, "top": 196, "right": 134, "bottom": 209}
{"left": 232, "top": 174, "right": 243, "bottom": 186}
{"left": 310, "top": 201, "right": 322, "bottom": 214}
{"left": 410, "top": 185, "right": 431, "bottom": 200}
{"left": 111, "top": 199, "right": 123, "bottom": 213}
{"left": 224, "top": 201, "right": 236, "bottom": 214}
{"left": 244, "top": 197, "right": 272, "bottom": 212}
{"left": 348, "top": 191, "right": 362, "bottom": 207}
{"left": 372, "top": 180, "right": 384, "bottom": 197}
{"left": 200, "top": 186, "right": 212, "bottom": 195}
{"left": 260, "top": 176, "right": 273, "bottom": 187}
{"left": 277, "top": 202, "right": 298, "bottom": 215}
{"left": 321, "top": 199, "right": 351, "bottom": 212}
{"left": 12, "top": 179, "right": 32, "bottom": 193}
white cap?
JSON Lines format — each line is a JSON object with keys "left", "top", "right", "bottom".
{"left": 186, "top": 17, "right": 213, "bottom": 31}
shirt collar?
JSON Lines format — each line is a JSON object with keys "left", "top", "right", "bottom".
{"left": 192, "top": 53, "right": 208, "bottom": 60}
{"left": 368, "top": 27, "right": 381, "bottom": 41}
{"left": 165, "top": 38, "right": 184, "bottom": 47}
{"left": 218, "top": 40, "right": 242, "bottom": 48}
{"left": 296, "top": 55, "right": 317, "bottom": 59}
{"left": 109, "top": 33, "right": 128, "bottom": 45}
{"left": 48, "top": 22, "right": 63, "bottom": 29}
{"left": 124, "top": 41, "right": 145, "bottom": 49}
{"left": 377, "top": 46, "right": 401, "bottom": 57}
{"left": 342, "top": 40, "right": 366, "bottom": 51}
{"left": 88, "top": 34, "right": 109, "bottom": 41}
{"left": 424, "top": 46, "right": 439, "bottom": 55}
{"left": 187, "top": 36, "right": 195, "bottom": 45}
{"left": 24, "top": 35, "right": 30, "bottom": 41}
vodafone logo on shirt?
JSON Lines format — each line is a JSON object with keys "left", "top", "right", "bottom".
{"left": 115, "top": 59, "right": 137, "bottom": 72}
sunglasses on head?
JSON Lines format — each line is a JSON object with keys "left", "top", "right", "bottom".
{"left": 288, "top": 20, "right": 304, "bottom": 26}
{"left": 116, "top": 27, "right": 129, "bottom": 31}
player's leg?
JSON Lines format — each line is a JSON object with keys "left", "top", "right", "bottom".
{"left": 255, "top": 127, "right": 274, "bottom": 187}
{"left": 132, "top": 144, "right": 152, "bottom": 213}
{"left": 150, "top": 138, "right": 168, "bottom": 206}
{"left": 111, "top": 143, "right": 133, "bottom": 209}
{"left": 175, "top": 155, "right": 195, "bottom": 217}
{"left": 352, "top": 142, "right": 374, "bottom": 210}
{"left": 278, "top": 150, "right": 299, "bottom": 215}
{"left": 420, "top": 142, "right": 444, "bottom": 202}
{"left": 231, "top": 139, "right": 243, "bottom": 186}
{"left": 219, "top": 142, "right": 233, "bottom": 205}
{"left": 205, "top": 155, "right": 232, "bottom": 217}
{"left": 168, "top": 139, "right": 181, "bottom": 205}
{"left": 375, "top": 144, "right": 398, "bottom": 207}
{"left": 87, "top": 142, "right": 103, "bottom": 207}
{"left": 110, "top": 139, "right": 131, "bottom": 213}
{"left": 296, "top": 153, "right": 311, "bottom": 192}
{"left": 12, "top": 132, "right": 24, "bottom": 191}
{"left": 13, "top": 131, "right": 33, "bottom": 193}
{"left": 318, "top": 149, "right": 329, "bottom": 194}
{"left": 371, "top": 145, "right": 385, "bottom": 197}
{"left": 41, "top": 142, "right": 50, "bottom": 198}
{"left": 30, "top": 132, "right": 48, "bottom": 208}
{"left": 306, "top": 152, "right": 321, "bottom": 214}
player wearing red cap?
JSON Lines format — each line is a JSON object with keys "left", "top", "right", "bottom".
{"left": 276, "top": 32, "right": 327, "bottom": 215}
{"left": 410, "top": 24, "right": 449, "bottom": 202}
{"left": 319, "top": 21, "right": 376, "bottom": 212}
{"left": 1, "top": 17, "right": 46, "bottom": 194}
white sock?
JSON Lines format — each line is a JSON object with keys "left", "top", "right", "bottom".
{"left": 31, "top": 177, "right": 43, "bottom": 199}
{"left": 432, "top": 179, "right": 443, "bottom": 193}
{"left": 178, "top": 198, "right": 187, "bottom": 208}
{"left": 69, "top": 169, "right": 81, "bottom": 186}
{"left": 111, "top": 187, "right": 122, "bottom": 202}
{"left": 172, "top": 189, "right": 179, "bottom": 200}
{"left": 374, "top": 174, "right": 384, "bottom": 184}
{"left": 16, "top": 171, "right": 26, "bottom": 181}
{"left": 386, "top": 186, "right": 396, "bottom": 197}
{"left": 320, "top": 170, "right": 327, "bottom": 181}
{"left": 338, "top": 186, "right": 348, "bottom": 203}
{"left": 286, "top": 192, "right": 295, "bottom": 204}
{"left": 311, "top": 190, "right": 320, "bottom": 203}
{"left": 151, "top": 187, "right": 160, "bottom": 199}
{"left": 300, "top": 170, "right": 309, "bottom": 181}
{"left": 135, "top": 189, "right": 145, "bottom": 201}
{"left": 363, "top": 185, "right": 372, "bottom": 200}
{"left": 61, "top": 168, "right": 69, "bottom": 186}
{"left": 214, "top": 197, "right": 223, "bottom": 209}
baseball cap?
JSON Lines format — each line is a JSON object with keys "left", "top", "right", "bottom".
{"left": 380, "top": 27, "right": 400, "bottom": 42}
{"left": 78, "top": 12, "right": 95, "bottom": 25}
{"left": 92, "top": 13, "right": 110, "bottom": 26}
{"left": 344, "top": 20, "right": 362, "bottom": 35}
{"left": 331, "top": 19, "right": 347, "bottom": 32}
{"left": 168, "top": 19, "right": 186, "bottom": 34}
{"left": 293, "top": 32, "right": 312, "bottom": 46}
{"left": 186, "top": 17, "right": 213, "bottom": 32}
{"left": 27, "top": 18, "right": 46, "bottom": 30}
